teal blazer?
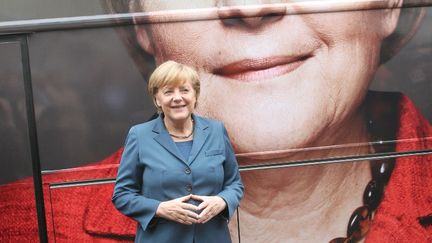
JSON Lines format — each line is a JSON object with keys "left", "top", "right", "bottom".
{"left": 112, "top": 114, "right": 244, "bottom": 243}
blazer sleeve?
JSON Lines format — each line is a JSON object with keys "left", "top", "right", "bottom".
{"left": 217, "top": 123, "right": 244, "bottom": 219}
{"left": 112, "top": 126, "right": 160, "bottom": 231}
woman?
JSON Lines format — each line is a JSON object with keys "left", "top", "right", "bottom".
{"left": 104, "top": 0, "right": 432, "bottom": 242}
{"left": 112, "top": 60, "right": 244, "bottom": 243}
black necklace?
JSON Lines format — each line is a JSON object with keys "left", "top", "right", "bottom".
{"left": 329, "top": 92, "right": 400, "bottom": 243}
{"left": 168, "top": 118, "right": 194, "bottom": 139}
{"left": 169, "top": 130, "right": 194, "bottom": 139}
{"left": 329, "top": 158, "right": 395, "bottom": 243}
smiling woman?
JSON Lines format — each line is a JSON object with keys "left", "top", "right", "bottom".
{"left": 112, "top": 60, "right": 244, "bottom": 243}
{"left": 148, "top": 61, "right": 199, "bottom": 124}
{"left": 149, "top": 62, "right": 197, "bottom": 139}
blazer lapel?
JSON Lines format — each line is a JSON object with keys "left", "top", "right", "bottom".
{"left": 152, "top": 115, "right": 186, "bottom": 164}
{"left": 188, "top": 114, "right": 209, "bottom": 165}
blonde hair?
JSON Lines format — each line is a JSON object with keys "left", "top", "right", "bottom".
{"left": 148, "top": 60, "right": 200, "bottom": 111}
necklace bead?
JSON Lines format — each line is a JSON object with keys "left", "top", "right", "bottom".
{"left": 363, "top": 180, "right": 383, "bottom": 211}
{"left": 347, "top": 206, "right": 372, "bottom": 241}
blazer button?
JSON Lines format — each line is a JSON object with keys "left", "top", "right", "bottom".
{"left": 185, "top": 168, "right": 191, "bottom": 174}
{"left": 186, "top": 184, "right": 192, "bottom": 192}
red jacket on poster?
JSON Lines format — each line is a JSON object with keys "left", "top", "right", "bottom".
{"left": 0, "top": 93, "right": 431, "bottom": 242}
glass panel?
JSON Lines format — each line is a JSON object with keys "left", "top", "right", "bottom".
{"left": 0, "top": 41, "right": 33, "bottom": 183}
{"left": 29, "top": 28, "right": 155, "bottom": 171}
{"left": 0, "top": 39, "right": 39, "bottom": 242}
{"left": 27, "top": 6, "right": 432, "bottom": 172}
{"left": 3, "top": 2, "right": 426, "bottom": 242}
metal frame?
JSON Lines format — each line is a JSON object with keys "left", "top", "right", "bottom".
{"left": 0, "top": 34, "right": 48, "bottom": 243}
{"left": 47, "top": 149, "right": 432, "bottom": 189}
{"left": 1, "top": 0, "right": 431, "bottom": 35}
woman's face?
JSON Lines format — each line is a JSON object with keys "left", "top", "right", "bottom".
{"left": 154, "top": 81, "right": 197, "bottom": 124}
{"left": 136, "top": 1, "right": 400, "bottom": 156}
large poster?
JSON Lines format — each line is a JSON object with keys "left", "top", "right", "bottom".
{"left": 1, "top": 0, "right": 431, "bottom": 242}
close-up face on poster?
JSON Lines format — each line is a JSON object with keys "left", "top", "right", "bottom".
{"left": 0, "top": 0, "right": 431, "bottom": 242}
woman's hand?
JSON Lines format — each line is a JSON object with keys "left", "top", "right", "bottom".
{"left": 191, "top": 195, "right": 227, "bottom": 223}
{"left": 156, "top": 194, "right": 200, "bottom": 225}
